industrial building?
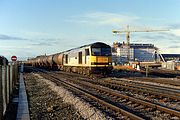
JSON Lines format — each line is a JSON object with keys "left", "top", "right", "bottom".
{"left": 112, "top": 42, "right": 159, "bottom": 64}
{"left": 161, "top": 54, "right": 180, "bottom": 61}
{"left": 161, "top": 61, "right": 180, "bottom": 70}
{"left": 161, "top": 54, "right": 180, "bottom": 70}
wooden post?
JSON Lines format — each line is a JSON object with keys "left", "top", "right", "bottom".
{"left": 14, "top": 63, "right": 17, "bottom": 85}
{"left": 10, "top": 64, "right": 13, "bottom": 94}
{"left": 146, "top": 65, "right": 149, "bottom": 77}
{"left": 16, "top": 63, "right": 18, "bottom": 83}
{"left": 0, "top": 66, "right": 3, "bottom": 119}
{"left": 12, "top": 64, "right": 15, "bottom": 89}
{"left": 6, "top": 65, "right": 10, "bottom": 104}
{"left": 21, "top": 64, "right": 24, "bottom": 73}
{"left": 2, "top": 66, "right": 7, "bottom": 115}
{"left": 13, "top": 64, "right": 16, "bottom": 88}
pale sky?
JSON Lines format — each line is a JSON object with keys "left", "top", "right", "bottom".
{"left": 0, "top": 0, "right": 180, "bottom": 60}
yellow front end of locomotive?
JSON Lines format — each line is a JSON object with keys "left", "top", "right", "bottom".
{"left": 90, "top": 56, "right": 112, "bottom": 66}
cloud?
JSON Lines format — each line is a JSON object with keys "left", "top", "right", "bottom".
{"left": 0, "top": 46, "right": 31, "bottom": 49}
{"left": 31, "top": 42, "right": 55, "bottom": 46}
{"left": 29, "top": 38, "right": 63, "bottom": 46}
{"left": 170, "top": 29, "right": 180, "bottom": 37}
{"left": 164, "top": 24, "right": 180, "bottom": 37}
{"left": 168, "top": 45, "right": 180, "bottom": 49}
{"left": 167, "top": 24, "right": 180, "bottom": 30}
{"left": 67, "top": 12, "right": 140, "bottom": 26}
{"left": 138, "top": 31, "right": 180, "bottom": 42}
{"left": 0, "top": 34, "right": 28, "bottom": 40}
{"left": 19, "top": 31, "right": 55, "bottom": 38}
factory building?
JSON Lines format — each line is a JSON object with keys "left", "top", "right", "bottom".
{"left": 161, "top": 54, "right": 180, "bottom": 70}
{"left": 112, "top": 42, "right": 159, "bottom": 64}
{"left": 161, "top": 54, "right": 180, "bottom": 61}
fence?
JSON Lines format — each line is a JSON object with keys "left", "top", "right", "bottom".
{"left": 0, "top": 63, "right": 18, "bottom": 119}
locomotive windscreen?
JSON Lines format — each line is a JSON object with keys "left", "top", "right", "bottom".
{"left": 91, "top": 42, "right": 111, "bottom": 56}
{"left": 91, "top": 48, "right": 111, "bottom": 56}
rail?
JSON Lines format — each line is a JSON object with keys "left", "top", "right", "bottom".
{"left": 34, "top": 68, "right": 180, "bottom": 119}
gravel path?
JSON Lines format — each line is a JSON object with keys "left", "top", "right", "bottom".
{"left": 24, "top": 73, "right": 84, "bottom": 120}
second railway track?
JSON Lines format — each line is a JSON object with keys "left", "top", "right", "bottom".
{"left": 32, "top": 67, "right": 180, "bottom": 120}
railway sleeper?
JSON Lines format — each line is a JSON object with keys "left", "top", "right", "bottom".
{"left": 87, "top": 83, "right": 180, "bottom": 117}
{"left": 39, "top": 69, "right": 180, "bottom": 119}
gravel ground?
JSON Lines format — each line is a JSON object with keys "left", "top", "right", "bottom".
{"left": 24, "top": 73, "right": 84, "bottom": 120}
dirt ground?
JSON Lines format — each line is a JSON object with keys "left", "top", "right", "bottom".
{"left": 24, "top": 73, "right": 84, "bottom": 120}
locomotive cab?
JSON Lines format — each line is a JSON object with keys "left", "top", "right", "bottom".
{"left": 90, "top": 42, "right": 112, "bottom": 66}
{"left": 89, "top": 42, "right": 112, "bottom": 74}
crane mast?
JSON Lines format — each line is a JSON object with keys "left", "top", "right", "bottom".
{"left": 112, "top": 25, "right": 169, "bottom": 63}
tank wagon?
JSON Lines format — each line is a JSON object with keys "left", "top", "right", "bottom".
{"left": 0, "top": 56, "right": 8, "bottom": 65}
{"left": 27, "top": 42, "right": 112, "bottom": 74}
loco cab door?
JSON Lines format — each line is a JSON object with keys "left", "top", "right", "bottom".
{"left": 78, "top": 52, "right": 82, "bottom": 64}
{"left": 85, "top": 49, "right": 90, "bottom": 64}
{"left": 63, "top": 54, "right": 68, "bottom": 65}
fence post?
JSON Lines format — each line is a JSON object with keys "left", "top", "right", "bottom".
{"left": 6, "top": 65, "right": 10, "bottom": 104}
{"left": 15, "top": 62, "right": 18, "bottom": 84}
{"left": 12, "top": 64, "right": 16, "bottom": 89}
{"left": 12, "top": 64, "right": 15, "bottom": 90}
{"left": 14, "top": 63, "right": 16, "bottom": 85}
{"left": 10, "top": 64, "right": 13, "bottom": 95}
{"left": 21, "top": 64, "right": 24, "bottom": 73}
{"left": 2, "top": 66, "right": 7, "bottom": 116}
{"left": 0, "top": 66, "right": 3, "bottom": 119}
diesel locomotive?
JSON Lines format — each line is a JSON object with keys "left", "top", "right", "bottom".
{"left": 27, "top": 42, "right": 112, "bottom": 74}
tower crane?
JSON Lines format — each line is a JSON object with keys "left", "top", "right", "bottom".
{"left": 112, "top": 25, "right": 169, "bottom": 63}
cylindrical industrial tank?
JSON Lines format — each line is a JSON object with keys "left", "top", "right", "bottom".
{"left": 42, "top": 56, "right": 48, "bottom": 66}
{"left": 47, "top": 55, "right": 53, "bottom": 65}
{"left": 31, "top": 59, "right": 36, "bottom": 66}
{"left": 32, "top": 58, "right": 37, "bottom": 66}
{"left": 37, "top": 57, "right": 41, "bottom": 65}
{"left": 39, "top": 56, "right": 45, "bottom": 65}
{"left": 26, "top": 59, "right": 31, "bottom": 65}
{"left": 52, "top": 53, "right": 63, "bottom": 65}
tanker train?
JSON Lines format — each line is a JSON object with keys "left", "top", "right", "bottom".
{"left": 26, "top": 42, "right": 113, "bottom": 75}
{"left": 0, "top": 56, "right": 8, "bottom": 65}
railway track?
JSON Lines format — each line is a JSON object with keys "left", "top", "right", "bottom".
{"left": 103, "top": 78, "right": 180, "bottom": 100}
{"left": 148, "top": 69, "right": 180, "bottom": 78}
{"left": 118, "top": 78, "right": 180, "bottom": 93}
{"left": 111, "top": 78, "right": 179, "bottom": 93}
{"left": 36, "top": 70, "right": 143, "bottom": 119}
{"left": 31, "top": 67, "right": 180, "bottom": 119}
{"left": 54, "top": 70, "right": 180, "bottom": 104}
{"left": 129, "top": 77, "right": 180, "bottom": 87}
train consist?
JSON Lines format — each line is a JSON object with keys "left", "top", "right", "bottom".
{"left": 0, "top": 56, "right": 8, "bottom": 65}
{"left": 26, "top": 42, "right": 113, "bottom": 74}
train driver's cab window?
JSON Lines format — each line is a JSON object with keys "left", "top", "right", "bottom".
{"left": 101, "top": 48, "right": 111, "bottom": 56}
{"left": 91, "top": 48, "right": 101, "bottom": 56}
{"left": 85, "top": 49, "right": 90, "bottom": 56}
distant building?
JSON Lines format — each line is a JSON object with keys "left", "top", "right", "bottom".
{"left": 161, "top": 54, "right": 180, "bottom": 70}
{"left": 161, "top": 54, "right": 180, "bottom": 61}
{"left": 161, "top": 61, "right": 180, "bottom": 70}
{"left": 112, "top": 42, "right": 159, "bottom": 64}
